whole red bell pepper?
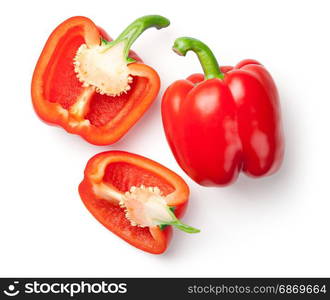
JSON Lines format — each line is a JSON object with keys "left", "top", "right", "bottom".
{"left": 79, "top": 151, "right": 199, "bottom": 254}
{"left": 32, "top": 15, "right": 169, "bottom": 145}
{"left": 162, "top": 37, "right": 284, "bottom": 186}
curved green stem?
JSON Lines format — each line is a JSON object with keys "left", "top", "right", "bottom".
{"left": 104, "top": 15, "right": 170, "bottom": 62}
{"left": 173, "top": 37, "right": 224, "bottom": 80}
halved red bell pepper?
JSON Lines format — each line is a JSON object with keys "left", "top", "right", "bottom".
{"left": 32, "top": 15, "right": 169, "bottom": 145}
{"left": 79, "top": 151, "right": 199, "bottom": 254}
{"left": 162, "top": 37, "right": 284, "bottom": 186}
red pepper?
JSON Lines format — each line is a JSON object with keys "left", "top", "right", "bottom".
{"left": 79, "top": 151, "right": 199, "bottom": 254}
{"left": 162, "top": 37, "right": 284, "bottom": 186}
{"left": 32, "top": 15, "right": 169, "bottom": 145}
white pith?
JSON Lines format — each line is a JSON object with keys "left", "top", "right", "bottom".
{"left": 119, "top": 185, "right": 175, "bottom": 227}
{"left": 73, "top": 42, "right": 133, "bottom": 96}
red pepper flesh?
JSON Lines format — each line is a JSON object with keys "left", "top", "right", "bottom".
{"left": 162, "top": 37, "right": 284, "bottom": 186}
{"left": 32, "top": 16, "right": 169, "bottom": 145}
{"left": 79, "top": 151, "right": 198, "bottom": 254}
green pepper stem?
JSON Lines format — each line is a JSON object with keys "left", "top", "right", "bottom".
{"left": 172, "top": 37, "right": 224, "bottom": 80}
{"left": 106, "top": 15, "right": 170, "bottom": 62}
{"left": 168, "top": 220, "right": 200, "bottom": 233}
{"left": 159, "top": 207, "right": 200, "bottom": 234}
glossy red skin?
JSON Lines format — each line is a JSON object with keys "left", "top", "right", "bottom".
{"left": 162, "top": 60, "right": 284, "bottom": 186}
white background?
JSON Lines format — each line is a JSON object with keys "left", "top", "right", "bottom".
{"left": 0, "top": 0, "right": 329, "bottom": 277}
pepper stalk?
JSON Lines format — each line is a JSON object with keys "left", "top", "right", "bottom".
{"left": 172, "top": 37, "right": 224, "bottom": 80}
{"left": 74, "top": 15, "right": 170, "bottom": 96}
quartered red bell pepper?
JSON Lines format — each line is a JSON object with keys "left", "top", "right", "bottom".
{"left": 32, "top": 15, "right": 169, "bottom": 145}
{"left": 79, "top": 151, "right": 199, "bottom": 254}
{"left": 162, "top": 37, "right": 284, "bottom": 186}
